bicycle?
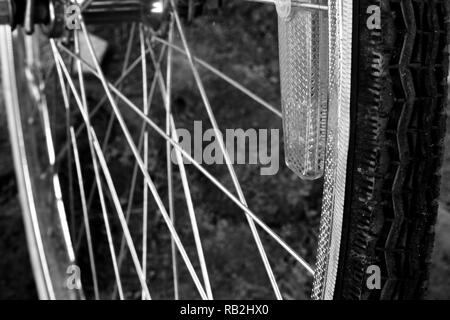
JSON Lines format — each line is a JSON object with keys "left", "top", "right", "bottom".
{"left": 0, "top": 0, "right": 448, "bottom": 300}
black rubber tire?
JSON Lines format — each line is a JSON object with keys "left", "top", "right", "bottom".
{"left": 334, "top": 0, "right": 449, "bottom": 300}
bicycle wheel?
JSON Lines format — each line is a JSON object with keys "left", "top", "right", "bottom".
{"left": 0, "top": 0, "right": 448, "bottom": 300}
{"left": 334, "top": 0, "right": 449, "bottom": 300}
{"left": 314, "top": 0, "right": 449, "bottom": 299}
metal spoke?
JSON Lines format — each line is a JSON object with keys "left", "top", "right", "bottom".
{"left": 169, "top": 2, "right": 282, "bottom": 299}
{"left": 139, "top": 23, "right": 150, "bottom": 301}
{"left": 164, "top": 18, "right": 180, "bottom": 300}
{"left": 80, "top": 0, "right": 94, "bottom": 11}
{"left": 65, "top": 78, "right": 75, "bottom": 239}
{"left": 111, "top": 121, "right": 145, "bottom": 300}
{"left": 70, "top": 127, "right": 100, "bottom": 299}
{"left": 57, "top": 44, "right": 315, "bottom": 277}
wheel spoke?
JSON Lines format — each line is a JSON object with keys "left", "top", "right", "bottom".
{"left": 164, "top": 18, "right": 180, "bottom": 301}
{"left": 79, "top": 0, "right": 94, "bottom": 11}
{"left": 65, "top": 78, "right": 76, "bottom": 239}
{"left": 139, "top": 23, "right": 151, "bottom": 301}
{"left": 70, "top": 127, "right": 100, "bottom": 299}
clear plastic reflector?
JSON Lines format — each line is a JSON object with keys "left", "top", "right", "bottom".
{"left": 277, "top": 1, "right": 329, "bottom": 180}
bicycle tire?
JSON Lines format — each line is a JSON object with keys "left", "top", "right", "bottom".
{"left": 334, "top": 0, "right": 449, "bottom": 299}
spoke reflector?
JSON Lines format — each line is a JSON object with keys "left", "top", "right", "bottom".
{"left": 278, "top": 2, "right": 329, "bottom": 180}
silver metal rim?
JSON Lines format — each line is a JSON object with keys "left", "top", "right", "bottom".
{"left": 311, "top": 0, "right": 353, "bottom": 300}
